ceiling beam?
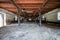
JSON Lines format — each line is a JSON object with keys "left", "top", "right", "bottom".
{"left": 48, "top": 2, "right": 60, "bottom": 4}
{"left": 1, "top": 7, "right": 57, "bottom": 9}
{"left": 0, "top": 1, "right": 60, "bottom": 4}
{"left": 0, "top": 3, "right": 58, "bottom": 8}
{"left": 38, "top": 0, "right": 48, "bottom": 13}
{"left": 8, "top": 0, "right": 22, "bottom": 16}
{"left": 0, "top": 0, "right": 59, "bottom": 3}
{"left": 35, "top": 0, "right": 48, "bottom": 16}
{"left": 1, "top": 7, "right": 57, "bottom": 13}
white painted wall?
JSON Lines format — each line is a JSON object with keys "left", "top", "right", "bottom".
{"left": 0, "top": 8, "right": 17, "bottom": 26}
{"left": 0, "top": 14, "right": 3, "bottom": 27}
{"left": 43, "top": 8, "right": 60, "bottom": 22}
{"left": 0, "top": 12, "right": 7, "bottom": 27}
{"left": 57, "top": 12, "right": 60, "bottom": 20}
{"left": 0, "top": 8, "right": 16, "bottom": 21}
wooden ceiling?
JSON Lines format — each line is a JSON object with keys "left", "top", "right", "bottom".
{"left": 0, "top": 0, "right": 60, "bottom": 18}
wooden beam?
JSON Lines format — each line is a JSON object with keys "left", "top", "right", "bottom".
{"left": 35, "top": 0, "right": 48, "bottom": 16}
{"left": 48, "top": 0, "right": 60, "bottom": 2}
{"left": 41, "top": 8, "right": 58, "bottom": 14}
{"left": 0, "top": 3, "right": 58, "bottom": 9}
{"left": 13, "top": 0, "right": 45, "bottom": 3}
{"left": 0, "top": 1, "right": 60, "bottom": 4}
{"left": 48, "top": 2, "right": 60, "bottom": 4}
{"left": 0, "top": 3, "right": 42, "bottom": 7}
{"left": 0, "top": 0, "right": 45, "bottom": 4}
{"left": 8, "top": 0, "right": 22, "bottom": 16}
{"left": 0, "top": 0, "right": 60, "bottom": 4}
{"left": 38, "top": 0, "right": 49, "bottom": 13}
{"left": 0, "top": 6, "right": 58, "bottom": 13}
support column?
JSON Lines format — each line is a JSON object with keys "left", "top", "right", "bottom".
{"left": 38, "top": 16, "right": 42, "bottom": 26}
{"left": 39, "top": 17, "right": 42, "bottom": 26}
{"left": 18, "top": 16, "right": 20, "bottom": 26}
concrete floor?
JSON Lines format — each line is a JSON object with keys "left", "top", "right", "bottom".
{"left": 0, "top": 23, "right": 60, "bottom": 40}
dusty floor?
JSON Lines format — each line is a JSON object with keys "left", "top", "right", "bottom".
{"left": 0, "top": 23, "right": 60, "bottom": 40}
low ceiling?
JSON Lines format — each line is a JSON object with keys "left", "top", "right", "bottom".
{"left": 0, "top": 0, "right": 60, "bottom": 18}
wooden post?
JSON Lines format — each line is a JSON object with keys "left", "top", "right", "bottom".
{"left": 18, "top": 17, "right": 20, "bottom": 26}
{"left": 39, "top": 17, "right": 42, "bottom": 26}
{"left": 9, "top": 0, "right": 22, "bottom": 26}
